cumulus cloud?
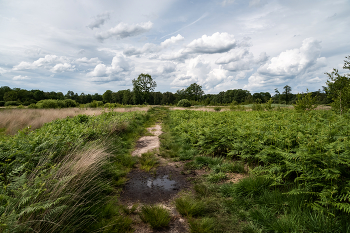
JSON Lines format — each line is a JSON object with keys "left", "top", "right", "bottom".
{"left": 75, "top": 57, "right": 101, "bottom": 66}
{"left": 88, "top": 12, "right": 110, "bottom": 29}
{"left": 157, "top": 62, "right": 177, "bottom": 74}
{"left": 244, "top": 38, "right": 327, "bottom": 90}
{"left": 216, "top": 49, "right": 250, "bottom": 64}
{"left": 13, "top": 55, "right": 70, "bottom": 71}
{"left": 160, "top": 34, "right": 184, "bottom": 47}
{"left": 96, "top": 21, "right": 153, "bottom": 41}
{"left": 88, "top": 53, "right": 133, "bottom": 82}
{"left": 50, "top": 63, "right": 75, "bottom": 73}
{"left": 184, "top": 32, "right": 236, "bottom": 54}
{"left": 13, "top": 75, "right": 30, "bottom": 80}
{"left": 123, "top": 43, "right": 160, "bottom": 56}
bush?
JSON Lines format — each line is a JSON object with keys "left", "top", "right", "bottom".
{"left": 5, "top": 101, "right": 20, "bottom": 106}
{"left": 213, "top": 107, "right": 221, "bottom": 112}
{"left": 89, "top": 100, "right": 104, "bottom": 108}
{"left": 139, "top": 205, "right": 171, "bottom": 229}
{"left": 64, "top": 99, "right": 78, "bottom": 107}
{"left": 17, "top": 105, "right": 25, "bottom": 109}
{"left": 28, "top": 103, "right": 38, "bottom": 109}
{"left": 36, "top": 99, "right": 59, "bottom": 108}
{"left": 294, "top": 91, "right": 318, "bottom": 111}
{"left": 177, "top": 99, "right": 192, "bottom": 107}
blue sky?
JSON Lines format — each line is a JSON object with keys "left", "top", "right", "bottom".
{"left": 0, "top": 0, "right": 349, "bottom": 95}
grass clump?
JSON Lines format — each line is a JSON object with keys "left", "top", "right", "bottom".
{"left": 213, "top": 107, "right": 221, "bottom": 112}
{"left": 175, "top": 195, "right": 209, "bottom": 217}
{"left": 189, "top": 217, "right": 216, "bottom": 233}
{"left": 139, "top": 151, "right": 159, "bottom": 172}
{"left": 207, "top": 172, "right": 227, "bottom": 183}
{"left": 139, "top": 205, "right": 171, "bottom": 229}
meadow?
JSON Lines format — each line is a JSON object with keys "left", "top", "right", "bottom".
{"left": 1, "top": 106, "right": 350, "bottom": 232}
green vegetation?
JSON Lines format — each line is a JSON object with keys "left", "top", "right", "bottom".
{"left": 139, "top": 151, "right": 159, "bottom": 172}
{"left": 0, "top": 109, "right": 150, "bottom": 232}
{"left": 177, "top": 99, "right": 192, "bottom": 107}
{"left": 139, "top": 205, "right": 171, "bottom": 229}
{"left": 166, "top": 109, "right": 350, "bottom": 232}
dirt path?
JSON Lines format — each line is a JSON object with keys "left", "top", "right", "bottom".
{"left": 120, "top": 124, "right": 190, "bottom": 233}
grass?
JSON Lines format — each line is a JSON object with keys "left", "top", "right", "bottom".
{"left": 139, "top": 205, "right": 171, "bottom": 229}
{"left": 139, "top": 151, "right": 159, "bottom": 172}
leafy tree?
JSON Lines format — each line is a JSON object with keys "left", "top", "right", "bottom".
{"left": 102, "top": 90, "right": 113, "bottom": 103}
{"left": 0, "top": 86, "right": 11, "bottom": 101}
{"left": 132, "top": 73, "right": 156, "bottom": 104}
{"left": 177, "top": 99, "right": 191, "bottom": 107}
{"left": 324, "top": 55, "right": 350, "bottom": 114}
{"left": 283, "top": 85, "right": 292, "bottom": 104}
{"left": 185, "top": 83, "right": 204, "bottom": 101}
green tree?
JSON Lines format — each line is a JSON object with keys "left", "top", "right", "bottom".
{"left": 324, "top": 56, "right": 350, "bottom": 114}
{"left": 293, "top": 90, "right": 318, "bottom": 111}
{"left": 185, "top": 83, "right": 204, "bottom": 101}
{"left": 283, "top": 85, "right": 292, "bottom": 104}
{"left": 132, "top": 73, "right": 156, "bottom": 104}
{"left": 102, "top": 90, "right": 113, "bottom": 103}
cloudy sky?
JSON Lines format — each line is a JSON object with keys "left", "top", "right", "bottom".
{"left": 0, "top": 0, "right": 349, "bottom": 95}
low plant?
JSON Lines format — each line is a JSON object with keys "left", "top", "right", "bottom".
{"left": 139, "top": 151, "right": 159, "bottom": 172}
{"left": 175, "top": 195, "right": 208, "bottom": 217}
{"left": 213, "top": 106, "right": 221, "bottom": 112}
{"left": 207, "top": 172, "right": 227, "bottom": 183}
{"left": 139, "top": 205, "right": 171, "bottom": 229}
{"left": 188, "top": 217, "right": 216, "bottom": 233}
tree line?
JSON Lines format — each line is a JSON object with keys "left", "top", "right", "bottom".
{"left": 3, "top": 54, "right": 350, "bottom": 108}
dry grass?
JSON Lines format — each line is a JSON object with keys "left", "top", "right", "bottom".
{"left": 0, "top": 107, "right": 150, "bottom": 135}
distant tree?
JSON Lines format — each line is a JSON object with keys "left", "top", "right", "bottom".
{"left": 3, "top": 91, "right": 18, "bottom": 102}
{"left": 0, "top": 86, "right": 11, "bottom": 101}
{"left": 324, "top": 55, "right": 350, "bottom": 114}
{"left": 274, "top": 88, "right": 281, "bottom": 103}
{"left": 92, "top": 93, "right": 103, "bottom": 101}
{"left": 283, "top": 85, "right": 292, "bottom": 104}
{"left": 102, "top": 90, "right": 113, "bottom": 103}
{"left": 132, "top": 73, "right": 156, "bottom": 104}
{"left": 34, "top": 90, "right": 45, "bottom": 101}
{"left": 185, "top": 83, "right": 204, "bottom": 101}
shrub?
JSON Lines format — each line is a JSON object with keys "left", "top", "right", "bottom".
{"left": 139, "top": 205, "right": 171, "bottom": 229}
{"left": 5, "top": 101, "right": 20, "bottom": 106}
{"left": 214, "top": 107, "right": 221, "bottom": 112}
{"left": 28, "top": 103, "right": 38, "bottom": 109}
{"left": 64, "top": 99, "right": 78, "bottom": 107}
{"left": 177, "top": 99, "right": 191, "bottom": 107}
{"left": 17, "top": 105, "right": 25, "bottom": 109}
{"left": 36, "top": 99, "right": 59, "bottom": 108}
{"left": 89, "top": 100, "right": 104, "bottom": 108}
{"left": 294, "top": 90, "right": 318, "bottom": 111}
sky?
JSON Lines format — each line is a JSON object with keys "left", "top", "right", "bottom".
{"left": 0, "top": 0, "right": 349, "bottom": 95}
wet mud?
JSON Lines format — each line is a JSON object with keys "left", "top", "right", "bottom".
{"left": 120, "top": 165, "right": 191, "bottom": 204}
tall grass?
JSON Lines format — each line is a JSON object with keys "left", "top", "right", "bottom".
{"left": 1, "top": 142, "right": 110, "bottom": 232}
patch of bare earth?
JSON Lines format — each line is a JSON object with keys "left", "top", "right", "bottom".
{"left": 121, "top": 124, "right": 191, "bottom": 233}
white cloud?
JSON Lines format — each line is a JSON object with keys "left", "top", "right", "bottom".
{"left": 13, "top": 75, "right": 30, "bottom": 80}
{"left": 244, "top": 38, "right": 327, "bottom": 91}
{"left": 161, "top": 34, "right": 184, "bottom": 47}
{"left": 307, "top": 77, "right": 322, "bottom": 83}
{"left": 13, "top": 55, "right": 70, "bottom": 71}
{"left": 123, "top": 43, "right": 160, "bottom": 56}
{"left": 50, "top": 63, "right": 75, "bottom": 73}
{"left": 157, "top": 62, "right": 177, "bottom": 74}
{"left": 96, "top": 21, "right": 153, "bottom": 41}
{"left": 88, "top": 53, "right": 133, "bottom": 81}
{"left": 75, "top": 57, "right": 101, "bottom": 66}
{"left": 88, "top": 12, "right": 110, "bottom": 29}
{"left": 0, "top": 67, "right": 7, "bottom": 74}
{"left": 216, "top": 49, "right": 250, "bottom": 64}
{"left": 184, "top": 32, "right": 236, "bottom": 54}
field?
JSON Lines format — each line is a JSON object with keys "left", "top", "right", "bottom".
{"left": 0, "top": 107, "right": 349, "bottom": 232}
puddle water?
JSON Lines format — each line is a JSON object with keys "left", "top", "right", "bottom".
{"left": 147, "top": 175, "right": 177, "bottom": 190}
{"left": 121, "top": 166, "right": 190, "bottom": 203}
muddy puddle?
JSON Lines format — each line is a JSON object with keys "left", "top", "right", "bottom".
{"left": 120, "top": 165, "right": 191, "bottom": 204}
